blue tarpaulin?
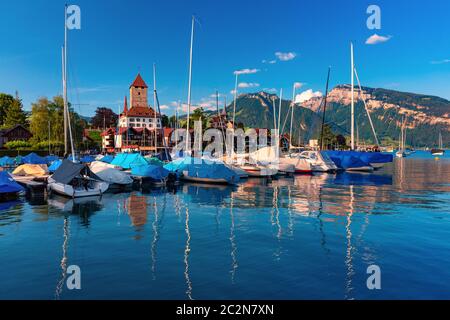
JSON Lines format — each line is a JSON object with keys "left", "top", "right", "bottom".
{"left": 100, "top": 155, "right": 114, "bottom": 164}
{"left": 22, "top": 153, "right": 46, "bottom": 165}
{"left": 131, "top": 164, "right": 170, "bottom": 180}
{"left": 48, "top": 159, "right": 63, "bottom": 172}
{"left": 45, "top": 155, "right": 59, "bottom": 165}
{"left": 0, "top": 171, "right": 24, "bottom": 194}
{"left": 164, "top": 157, "right": 239, "bottom": 184}
{"left": 0, "top": 156, "right": 15, "bottom": 167}
{"left": 111, "top": 153, "right": 148, "bottom": 169}
{"left": 80, "top": 155, "right": 95, "bottom": 163}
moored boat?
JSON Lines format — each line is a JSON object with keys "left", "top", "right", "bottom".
{"left": 48, "top": 160, "right": 109, "bottom": 198}
{"left": 0, "top": 171, "right": 25, "bottom": 202}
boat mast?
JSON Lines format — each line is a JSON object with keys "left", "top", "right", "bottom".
{"left": 289, "top": 83, "right": 296, "bottom": 149}
{"left": 63, "top": 5, "right": 68, "bottom": 156}
{"left": 186, "top": 16, "right": 195, "bottom": 154}
{"left": 350, "top": 43, "right": 355, "bottom": 150}
{"left": 233, "top": 72, "right": 238, "bottom": 128}
{"left": 153, "top": 63, "right": 158, "bottom": 154}
{"left": 278, "top": 89, "right": 283, "bottom": 146}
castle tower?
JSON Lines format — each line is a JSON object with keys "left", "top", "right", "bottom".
{"left": 129, "top": 73, "right": 148, "bottom": 108}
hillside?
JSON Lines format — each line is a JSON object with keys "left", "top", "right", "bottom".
{"left": 227, "top": 87, "right": 450, "bottom": 147}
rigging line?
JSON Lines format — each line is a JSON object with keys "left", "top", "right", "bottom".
{"left": 354, "top": 67, "right": 380, "bottom": 146}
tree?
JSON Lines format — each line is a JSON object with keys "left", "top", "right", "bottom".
{"left": 91, "top": 107, "right": 118, "bottom": 129}
{"left": 29, "top": 95, "right": 84, "bottom": 148}
{"left": 4, "top": 96, "right": 27, "bottom": 127}
{"left": 161, "top": 114, "right": 169, "bottom": 128}
{"left": 0, "top": 94, "right": 14, "bottom": 126}
{"left": 191, "top": 107, "right": 208, "bottom": 129}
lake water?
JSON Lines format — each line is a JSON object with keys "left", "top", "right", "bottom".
{"left": 1, "top": 151, "right": 449, "bottom": 300}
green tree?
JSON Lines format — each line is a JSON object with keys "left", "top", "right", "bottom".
{"left": 29, "top": 95, "right": 84, "bottom": 148}
{"left": 0, "top": 94, "right": 14, "bottom": 126}
{"left": 4, "top": 96, "right": 27, "bottom": 127}
{"left": 190, "top": 107, "right": 208, "bottom": 129}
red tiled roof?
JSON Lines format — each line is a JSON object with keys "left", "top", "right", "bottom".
{"left": 125, "top": 106, "right": 158, "bottom": 117}
{"left": 130, "top": 73, "right": 148, "bottom": 88}
{"left": 101, "top": 128, "right": 116, "bottom": 136}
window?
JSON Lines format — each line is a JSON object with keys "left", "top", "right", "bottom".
{"left": 130, "top": 118, "right": 135, "bottom": 122}
{"left": 136, "top": 124, "right": 141, "bottom": 127}
{"left": 137, "top": 118, "right": 141, "bottom": 122}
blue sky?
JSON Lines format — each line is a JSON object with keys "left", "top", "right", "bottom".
{"left": 0, "top": 0, "right": 449, "bottom": 117}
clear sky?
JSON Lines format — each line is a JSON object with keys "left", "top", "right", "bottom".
{"left": 0, "top": 0, "right": 449, "bottom": 117}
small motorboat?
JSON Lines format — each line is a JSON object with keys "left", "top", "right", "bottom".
{"left": 48, "top": 160, "right": 109, "bottom": 198}
{"left": 0, "top": 171, "right": 24, "bottom": 202}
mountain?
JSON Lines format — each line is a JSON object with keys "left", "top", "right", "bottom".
{"left": 226, "top": 87, "right": 450, "bottom": 147}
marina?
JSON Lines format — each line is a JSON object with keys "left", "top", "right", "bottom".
{"left": 1, "top": 152, "right": 449, "bottom": 299}
{"left": 0, "top": 0, "right": 449, "bottom": 304}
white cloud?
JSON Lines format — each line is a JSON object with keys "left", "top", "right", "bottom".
{"left": 234, "top": 68, "right": 260, "bottom": 75}
{"left": 263, "top": 88, "right": 278, "bottom": 93}
{"left": 275, "top": 52, "right": 297, "bottom": 61}
{"left": 238, "top": 82, "right": 260, "bottom": 88}
{"left": 294, "top": 82, "right": 305, "bottom": 89}
{"left": 365, "top": 34, "right": 392, "bottom": 45}
{"left": 230, "top": 89, "right": 237, "bottom": 95}
{"left": 160, "top": 105, "right": 170, "bottom": 110}
{"left": 295, "top": 89, "right": 323, "bottom": 103}
{"left": 430, "top": 59, "right": 450, "bottom": 65}
{"left": 262, "top": 59, "right": 277, "bottom": 64}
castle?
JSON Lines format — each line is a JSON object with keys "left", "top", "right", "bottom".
{"left": 102, "top": 74, "right": 163, "bottom": 153}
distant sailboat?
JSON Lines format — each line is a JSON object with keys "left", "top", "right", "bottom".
{"left": 430, "top": 132, "right": 445, "bottom": 156}
{"left": 396, "top": 118, "right": 406, "bottom": 158}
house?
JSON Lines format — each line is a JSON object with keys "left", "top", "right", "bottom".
{"left": 0, "top": 125, "right": 32, "bottom": 149}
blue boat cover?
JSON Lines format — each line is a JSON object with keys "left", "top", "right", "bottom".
{"left": 48, "top": 159, "right": 63, "bottom": 172}
{"left": 164, "top": 157, "right": 239, "bottom": 184}
{"left": 0, "top": 156, "right": 15, "bottom": 167}
{"left": 324, "top": 151, "right": 392, "bottom": 166}
{"left": 45, "top": 155, "right": 59, "bottom": 165}
{"left": 131, "top": 164, "right": 170, "bottom": 180}
{"left": 100, "top": 155, "right": 114, "bottom": 164}
{"left": 15, "top": 156, "right": 23, "bottom": 165}
{"left": 324, "top": 151, "right": 371, "bottom": 170}
{"left": 146, "top": 157, "right": 165, "bottom": 167}
{"left": 80, "top": 155, "right": 95, "bottom": 163}
{"left": 0, "top": 171, "right": 24, "bottom": 193}
{"left": 22, "top": 153, "right": 47, "bottom": 165}
{"left": 111, "top": 153, "right": 148, "bottom": 169}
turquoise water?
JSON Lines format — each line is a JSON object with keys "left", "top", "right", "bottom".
{"left": 1, "top": 151, "right": 449, "bottom": 300}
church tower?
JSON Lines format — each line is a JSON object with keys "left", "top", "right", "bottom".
{"left": 129, "top": 73, "right": 148, "bottom": 108}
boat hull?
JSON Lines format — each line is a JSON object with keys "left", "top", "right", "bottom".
{"left": 48, "top": 179, "right": 109, "bottom": 198}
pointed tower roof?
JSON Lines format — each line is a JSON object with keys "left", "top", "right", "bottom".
{"left": 123, "top": 96, "right": 128, "bottom": 113}
{"left": 130, "top": 73, "right": 148, "bottom": 88}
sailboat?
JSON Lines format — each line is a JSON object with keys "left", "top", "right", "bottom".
{"left": 431, "top": 132, "right": 445, "bottom": 156}
{"left": 396, "top": 118, "right": 406, "bottom": 158}
{"left": 48, "top": 5, "right": 109, "bottom": 197}
{"left": 169, "top": 16, "right": 240, "bottom": 185}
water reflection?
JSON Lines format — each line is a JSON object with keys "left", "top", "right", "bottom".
{"left": 2, "top": 155, "right": 450, "bottom": 299}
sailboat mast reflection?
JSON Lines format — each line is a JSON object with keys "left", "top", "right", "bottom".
{"left": 345, "top": 185, "right": 355, "bottom": 299}
{"left": 55, "top": 216, "right": 69, "bottom": 300}
{"left": 150, "top": 194, "right": 166, "bottom": 280}
{"left": 230, "top": 191, "right": 238, "bottom": 284}
{"left": 184, "top": 204, "right": 193, "bottom": 300}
